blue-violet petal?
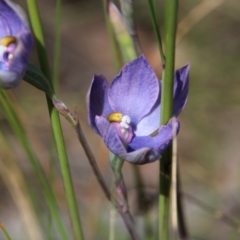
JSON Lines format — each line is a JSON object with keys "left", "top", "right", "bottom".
{"left": 0, "top": 0, "right": 33, "bottom": 88}
{"left": 95, "top": 116, "right": 161, "bottom": 164}
{"left": 173, "top": 64, "right": 190, "bottom": 116}
{"left": 87, "top": 75, "right": 113, "bottom": 134}
{"left": 129, "top": 117, "right": 179, "bottom": 153}
{"left": 108, "top": 55, "right": 159, "bottom": 127}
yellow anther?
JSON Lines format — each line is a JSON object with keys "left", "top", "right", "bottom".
{"left": 0, "top": 36, "right": 17, "bottom": 47}
{"left": 107, "top": 112, "right": 123, "bottom": 122}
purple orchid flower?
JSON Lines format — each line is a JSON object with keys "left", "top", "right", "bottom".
{"left": 87, "top": 55, "right": 189, "bottom": 164}
{"left": 0, "top": 0, "right": 33, "bottom": 89}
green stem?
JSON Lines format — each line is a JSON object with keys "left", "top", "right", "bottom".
{"left": 53, "top": 0, "right": 62, "bottom": 92}
{"left": 26, "top": 1, "right": 84, "bottom": 239}
{"left": 161, "top": 0, "right": 178, "bottom": 124}
{"left": 109, "top": 206, "right": 116, "bottom": 240}
{"left": 0, "top": 90, "right": 69, "bottom": 240}
{"left": 49, "top": 1, "right": 62, "bottom": 235}
{"left": 147, "top": 0, "right": 165, "bottom": 65}
{"left": 102, "top": 1, "right": 138, "bottom": 239}
{"left": 159, "top": 0, "right": 178, "bottom": 239}
{"left": 0, "top": 222, "right": 12, "bottom": 240}
{"left": 72, "top": 118, "right": 138, "bottom": 239}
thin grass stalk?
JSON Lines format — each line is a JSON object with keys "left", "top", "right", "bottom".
{"left": 159, "top": 0, "right": 178, "bottom": 239}
{"left": 48, "top": 1, "right": 62, "bottom": 236}
{"left": 0, "top": 154, "right": 44, "bottom": 240}
{"left": 177, "top": 172, "right": 188, "bottom": 240}
{"left": 0, "top": 90, "right": 69, "bottom": 240}
{"left": 53, "top": 0, "right": 62, "bottom": 92}
{"left": 147, "top": 0, "right": 165, "bottom": 65}
{"left": 109, "top": 206, "right": 116, "bottom": 240}
{"left": 171, "top": 127, "right": 178, "bottom": 240}
{"left": 102, "top": 0, "right": 123, "bottom": 70}
{"left": 0, "top": 222, "right": 12, "bottom": 240}
{"left": 25, "top": 1, "right": 84, "bottom": 239}
{"left": 183, "top": 192, "right": 240, "bottom": 233}
{"left": 144, "top": 214, "right": 155, "bottom": 240}
{"left": 0, "top": 130, "right": 44, "bottom": 238}
{"left": 176, "top": 0, "right": 224, "bottom": 44}
{"left": 132, "top": 166, "right": 146, "bottom": 211}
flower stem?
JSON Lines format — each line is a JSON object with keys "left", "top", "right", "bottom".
{"left": 53, "top": 0, "right": 62, "bottom": 92}
{"left": 159, "top": 0, "right": 178, "bottom": 239}
{"left": 53, "top": 100, "right": 139, "bottom": 239}
{"left": 147, "top": 0, "right": 165, "bottom": 65}
{"left": 75, "top": 123, "right": 139, "bottom": 240}
{"left": 26, "top": 1, "right": 84, "bottom": 239}
{"left": 74, "top": 121, "right": 111, "bottom": 201}
{"left": 0, "top": 222, "right": 12, "bottom": 240}
{"left": 101, "top": 1, "right": 140, "bottom": 239}
{"left": 177, "top": 171, "right": 189, "bottom": 240}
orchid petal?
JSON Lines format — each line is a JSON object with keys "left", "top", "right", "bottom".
{"left": 108, "top": 55, "right": 159, "bottom": 126}
{"left": 173, "top": 64, "right": 190, "bottom": 116}
{"left": 0, "top": 0, "right": 33, "bottom": 89}
{"left": 87, "top": 54, "right": 189, "bottom": 165}
{"left": 95, "top": 116, "right": 160, "bottom": 164}
{"left": 129, "top": 117, "right": 179, "bottom": 153}
{"left": 135, "top": 65, "right": 189, "bottom": 135}
{"left": 134, "top": 96, "right": 160, "bottom": 136}
{"left": 95, "top": 116, "right": 128, "bottom": 155}
{"left": 0, "top": 0, "right": 29, "bottom": 38}
{"left": 87, "top": 75, "right": 112, "bottom": 134}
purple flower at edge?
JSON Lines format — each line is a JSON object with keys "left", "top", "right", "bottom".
{"left": 87, "top": 55, "right": 189, "bottom": 164}
{"left": 0, "top": 0, "right": 33, "bottom": 89}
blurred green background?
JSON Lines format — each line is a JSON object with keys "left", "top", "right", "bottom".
{"left": 1, "top": 0, "right": 240, "bottom": 239}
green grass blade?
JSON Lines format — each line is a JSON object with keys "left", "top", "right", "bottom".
{"left": 147, "top": 0, "right": 165, "bottom": 65}
{"left": 0, "top": 222, "right": 12, "bottom": 240}
{"left": 0, "top": 90, "right": 69, "bottom": 240}
{"left": 53, "top": 0, "right": 62, "bottom": 92}
{"left": 25, "top": 1, "right": 84, "bottom": 239}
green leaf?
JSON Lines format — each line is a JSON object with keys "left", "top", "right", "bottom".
{"left": 23, "top": 62, "right": 54, "bottom": 98}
